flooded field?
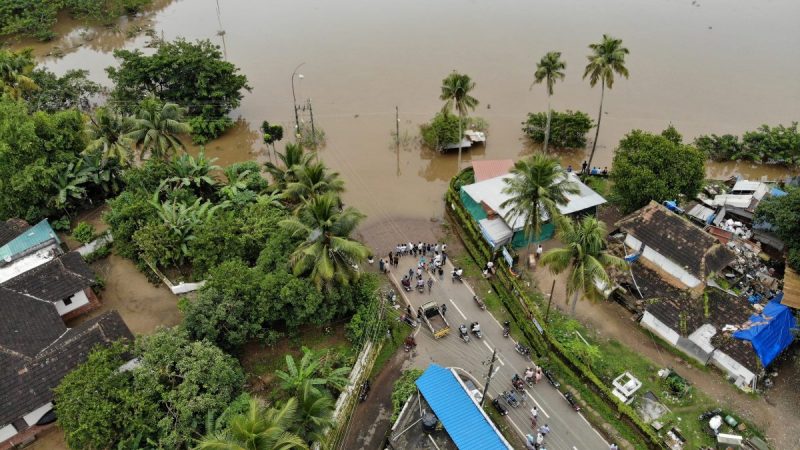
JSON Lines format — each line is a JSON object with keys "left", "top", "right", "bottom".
{"left": 8, "top": 0, "right": 800, "bottom": 225}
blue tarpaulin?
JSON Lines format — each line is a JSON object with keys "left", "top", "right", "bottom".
{"left": 733, "top": 294, "right": 796, "bottom": 367}
{"left": 770, "top": 187, "right": 788, "bottom": 197}
{"left": 416, "top": 364, "right": 511, "bottom": 450}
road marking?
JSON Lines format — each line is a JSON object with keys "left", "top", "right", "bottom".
{"left": 579, "top": 412, "right": 609, "bottom": 445}
{"left": 483, "top": 340, "right": 493, "bottom": 353}
{"left": 525, "top": 392, "right": 549, "bottom": 418}
{"left": 492, "top": 366, "right": 500, "bottom": 377}
{"left": 449, "top": 298, "right": 467, "bottom": 320}
{"left": 506, "top": 415, "right": 526, "bottom": 439}
{"left": 573, "top": 447, "right": 578, "bottom": 450}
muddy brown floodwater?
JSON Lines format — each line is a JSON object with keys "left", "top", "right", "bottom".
{"left": 7, "top": 0, "right": 799, "bottom": 228}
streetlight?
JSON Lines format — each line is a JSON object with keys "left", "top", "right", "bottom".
{"left": 291, "top": 62, "right": 306, "bottom": 134}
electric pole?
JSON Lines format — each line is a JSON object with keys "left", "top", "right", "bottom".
{"left": 545, "top": 279, "right": 555, "bottom": 322}
{"left": 308, "top": 99, "right": 316, "bottom": 146}
{"left": 479, "top": 348, "right": 498, "bottom": 406}
{"left": 396, "top": 106, "right": 400, "bottom": 176}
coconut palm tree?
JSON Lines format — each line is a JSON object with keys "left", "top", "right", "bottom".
{"left": 539, "top": 216, "right": 626, "bottom": 315}
{"left": 0, "top": 49, "right": 38, "bottom": 100}
{"left": 196, "top": 398, "right": 307, "bottom": 450}
{"left": 279, "top": 194, "right": 369, "bottom": 288}
{"left": 126, "top": 99, "right": 192, "bottom": 161}
{"left": 583, "top": 35, "right": 630, "bottom": 171}
{"left": 284, "top": 161, "right": 344, "bottom": 204}
{"left": 265, "top": 143, "right": 315, "bottom": 193}
{"left": 85, "top": 107, "right": 133, "bottom": 166}
{"left": 500, "top": 154, "right": 579, "bottom": 259}
{"left": 275, "top": 347, "right": 350, "bottom": 397}
{"left": 531, "top": 51, "right": 566, "bottom": 153}
{"left": 440, "top": 72, "right": 479, "bottom": 169}
{"left": 295, "top": 381, "right": 335, "bottom": 444}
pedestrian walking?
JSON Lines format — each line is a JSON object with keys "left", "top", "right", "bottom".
{"left": 399, "top": 243, "right": 406, "bottom": 255}
{"left": 393, "top": 255, "right": 399, "bottom": 267}
{"left": 535, "top": 244, "right": 543, "bottom": 260}
{"left": 434, "top": 243, "right": 440, "bottom": 253}
{"left": 406, "top": 305, "right": 412, "bottom": 317}
{"left": 408, "top": 241, "right": 414, "bottom": 256}
{"left": 538, "top": 424, "right": 550, "bottom": 436}
{"left": 427, "top": 278, "right": 433, "bottom": 293}
{"left": 441, "top": 303, "right": 447, "bottom": 316}
{"left": 438, "top": 266, "right": 444, "bottom": 279}
{"left": 441, "top": 243, "right": 447, "bottom": 252}
{"left": 408, "top": 268, "right": 413, "bottom": 280}
{"left": 379, "top": 258, "right": 385, "bottom": 273}
{"left": 388, "top": 251, "right": 393, "bottom": 262}
{"left": 417, "top": 307, "right": 424, "bottom": 321}
{"left": 530, "top": 407, "right": 539, "bottom": 427}
{"left": 442, "top": 252, "right": 447, "bottom": 265}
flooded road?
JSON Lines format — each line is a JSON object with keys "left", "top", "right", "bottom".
{"left": 8, "top": 0, "right": 800, "bottom": 225}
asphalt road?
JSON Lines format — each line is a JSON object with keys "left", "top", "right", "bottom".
{"left": 388, "top": 256, "right": 610, "bottom": 450}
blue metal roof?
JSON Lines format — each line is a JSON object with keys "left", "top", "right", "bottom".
{"left": 416, "top": 364, "right": 511, "bottom": 450}
{"left": 0, "top": 219, "right": 60, "bottom": 262}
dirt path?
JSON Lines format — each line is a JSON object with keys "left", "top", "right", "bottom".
{"left": 530, "top": 254, "right": 799, "bottom": 449}
{"left": 340, "top": 350, "right": 409, "bottom": 449}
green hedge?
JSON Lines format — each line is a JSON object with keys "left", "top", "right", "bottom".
{"left": 446, "top": 172, "right": 665, "bottom": 449}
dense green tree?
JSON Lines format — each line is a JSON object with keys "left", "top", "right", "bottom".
{"left": 0, "top": 98, "right": 86, "bottom": 220}
{"left": 755, "top": 187, "right": 800, "bottom": 270}
{"left": 420, "top": 111, "right": 462, "bottom": 151}
{"left": 26, "top": 67, "right": 100, "bottom": 112}
{"left": 440, "top": 72, "right": 479, "bottom": 169}
{"left": 583, "top": 34, "right": 630, "bottom": 171}
{"left": 188, "top": 212, "right": 248, "bottom": 277}
{"left": 522, "top": 110, "right": 594, "bottom": 149}
{"left": 107, "top": 39, "right": 250, "bottom": 142}
{"left": 500, "top": 154, "right": 579, "bottom": 257}
{"left": 197, "top": 398, "right": 307, "bottom": 450}
{"left": 280, "top": 194, "right": 370, "bottom": 289}
{"left": 54, "top": 329, "right": 244, "bottom": 449}
{"left": 694, "top": 133, "right": 741, "bottom": 161}
{"left": 126, "top": 98, "right": 192, "bottom": 160}
{"left": 104, "top": 190, "right": 157, "bottom": 258}
{"left": 540, "top": 216, "right": 625, "bottom": 314}
{"left": 610, "top": 129, "right": 705, "bottom": 213}
{"left": 741, "top": 123, "right": 800, "bottom": 164}
{"left": 531, "top": 51, "right": 567, "bottom": 153}
{"left": 0, "top": 49, "right": 38, "bottom": 100}
{"left": 661, "top": 124, "right": 683, "bottom": 145}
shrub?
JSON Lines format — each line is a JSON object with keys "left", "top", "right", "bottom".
{"left": 391, "top": 369, "right": 423, "bottom": 422}
{"left": 420, "top": 112, "right": 461, "bottom": 150}
{"left": 72, "top": 221, "right": 97, "bottom": 244}
{"left": 522, "top": 110, "right": 594, "bottom": 149}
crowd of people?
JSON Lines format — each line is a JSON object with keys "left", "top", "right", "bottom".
{"left": 565, "top": 160, "right": 608, "bottom": 177}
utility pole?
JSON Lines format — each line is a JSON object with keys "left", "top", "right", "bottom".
{"left": 479, "top": 348, "right": 498, "bottom": 407}
{"left": 545, "top": 279, "right": 555, "bottom": 322}
{"left": 291, "top": 63, "right": 305, "bottom": 137}
{"left": 308, "top": 99, "right": 316, "bottom": 146}
{"left": 396, "top": 106, "right": 400, "bottom": 176}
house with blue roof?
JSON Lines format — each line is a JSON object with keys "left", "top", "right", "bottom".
{"left": 0, "top": 220, "right": 62, "bottom": 284}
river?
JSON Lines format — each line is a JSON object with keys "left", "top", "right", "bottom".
{"left": 8, "top": 0, "right": 800, "bottom": 227}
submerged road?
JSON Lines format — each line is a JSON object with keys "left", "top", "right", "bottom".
{"left": 388, "top": 256, "right": 610, "bottom": 450}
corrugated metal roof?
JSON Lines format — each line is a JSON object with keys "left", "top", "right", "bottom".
{"left": 782, "top": 268, "right": 800, "bottom": 309}
{"left": 472, "top": 160, "right": 514, "bottom": 182}
{"left": 461, "top": 172, "right": 606, "bottom": 230}
{"left": 416, "top": 364, "right": 511, "bottom": 450}
{"left": 0, "top": 220, "right": 60, "bottom": 263}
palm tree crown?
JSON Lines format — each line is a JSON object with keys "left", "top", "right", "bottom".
{"left": 0, "top": 49, "right": 38, "bottom": 100}
{"left": 279, "top": 194, "right": 369, "bottom": 289}
{"left": 539, "top": 216, "right": 625, "bottom": 314}
{"left": 126, "top": 99, "right": 192, "bottom": 161}
{"left": 284, "top": 161, "right": 344, "bottom": 204}
{"left": 533, "top": 51, "right": 566, "bottom": 96}
{"left": 85, "top": 107, "right": 133, "bottom": 166}
{"left": 500, "top": 154, "right": 579, "bottom": 246}
{"left": 583, "top": 35, "right": 630, "bottom": 170}
{"left": 265, "top": 143, "right": 315, "bottom": 192}
{"left": 440, "top": 72, "right": 479, "bottom": 169}
{"left": 196, "top": 398, "right": 308, "bottom": 450}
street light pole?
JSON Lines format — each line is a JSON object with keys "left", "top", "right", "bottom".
{"left": 479, "top": 348, "right": 497, "bottom": 407}
{"left": 291, "top": 62, "right": 305, "bottom": 136}
{"left": 545, "top": 279, "right": 556, "bottom": 322}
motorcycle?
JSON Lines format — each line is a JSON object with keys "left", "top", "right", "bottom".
{"left": 470, "top": 322, "right": 483, "bottom": 339}
{"left": 502, "top": 321, "right": 511, "bottom": 338}
{"left": 514, "top": 342, "right": 531, "bottom": 359}
{"left": 358, "top": 380, "right": 370, "bottom": 402}
{"left": 384, "top": 289, "right": 397, "bottom": 305}
{"left": 473, "top": 294, "right": 486, "bottom": 310}
{"left": 400, "top": 314, "right": 417, "bottom": 328}
{"left": 459, "top": 324, "right": 471, "bottom": 343}
{"left": 502, "top": 390, "right": 522, "bottom": 408}
{"left": 512, "top": 374, "right": 526, "bottom": 392}
{"left": 523, "top": 368, "right": 535, "bottom": 387}
{"left": 492, "top": 397, "right": 508, "bottom": 416}
{"left": 401, "top": 278, "right": 412, "bottom": 292}
{"left": 544, "top": 369, "right": 560, "bottom": 389}
{"left": 564, "top": 391, "right": 581, "bottom": 411}
{"left": 698, "top": 408, "right": 722, "bottom": 421}
{"left": 451, "top": 269, "right": 464, "bottom": 283}
{"left": 416, "top": 282, "right": 425, "bottom": 293}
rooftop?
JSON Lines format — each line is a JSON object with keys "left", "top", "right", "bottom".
{"left": 0, "top": 220, "right": 30, "bottom": 247}
{"left": 0, "top": 252, "right": 95, "bottom": 303}
{"left": 0, "top": 219, "right": 60, "bottom": 264}
{"left": 782, "top": 268, "right": 800, "bottom": 309}
{"left": 471, "top": 159, "right": 514, "bottom": 182}
{"left": 616, "top": 201, "right": 735, "bottom": 279}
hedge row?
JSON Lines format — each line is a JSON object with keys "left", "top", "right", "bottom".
{"left": 445, "top": 175, "right": 665, "bottom": 449}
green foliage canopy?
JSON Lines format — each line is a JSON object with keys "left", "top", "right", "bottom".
{"left": 695, "top": 123, "right": 800, "bottom": 164}
{"left": 755, "top": 187, "right": 800, "bottom": 270}
{"left": 610, "top": 128, "right": 705, "bottom": 213}
{"left": 523, "top": 110, "right": 594, "bottom": 149}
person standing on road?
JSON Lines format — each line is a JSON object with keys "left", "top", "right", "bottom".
{"left": 535, "top": 244, "right": 543, "bottom": 261}
{"left": 427, "top": 277, "right": 433, "bottom": 293}
{"left": 530, "top": 407, "right": 538, "bottom": 427}
{"left": 538, "top": 424, "right": 550, "bottom": 436}
{"left": 441, "top": 303, "right": 447, "bottom": 316}
{"left": 417, "top": 307, "right": 424, "bottom": 322}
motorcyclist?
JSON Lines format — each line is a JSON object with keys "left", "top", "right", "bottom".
{"left": 524, "top": 367, "right": 535, "bottom": 383}
{"left": 471, "top": 321, "right": 481, "bottom": 333}
{"left": 401, "top": 276, "right": 411, "bottom": 290}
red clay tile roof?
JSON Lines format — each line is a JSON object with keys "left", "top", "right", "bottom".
{"left": 471, "top": 159, "right": 514, "bottom": 182}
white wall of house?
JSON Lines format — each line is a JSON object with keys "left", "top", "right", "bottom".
{"left": 624, "top": 235, "right": 702, "bottom": 288}
{"left": 640, "top": 311, "right": 680, "bottom": 345}
{"left": 710, "top": 351, "right": 756, "bottom": 389}
{"left": 22, "top": 402, "right": 53, "bottom": 427}
{"left": 54, "top": 290, "right": 89, "bottom": 316}
{"left": 689, "top": 323, "right": 717, "bottom": 354}
{"left": 0, "top": 424, "right": 17, "bottom": 443}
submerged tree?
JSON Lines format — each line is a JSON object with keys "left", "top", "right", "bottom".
{"left": 531, "top": 51, "right": 567, "bottom": 153}
{"left": 583, "top": 35, "right": 630, "bottom": 171}
{"left": 440, "top": 72, "right": 479, "bottom": 169}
